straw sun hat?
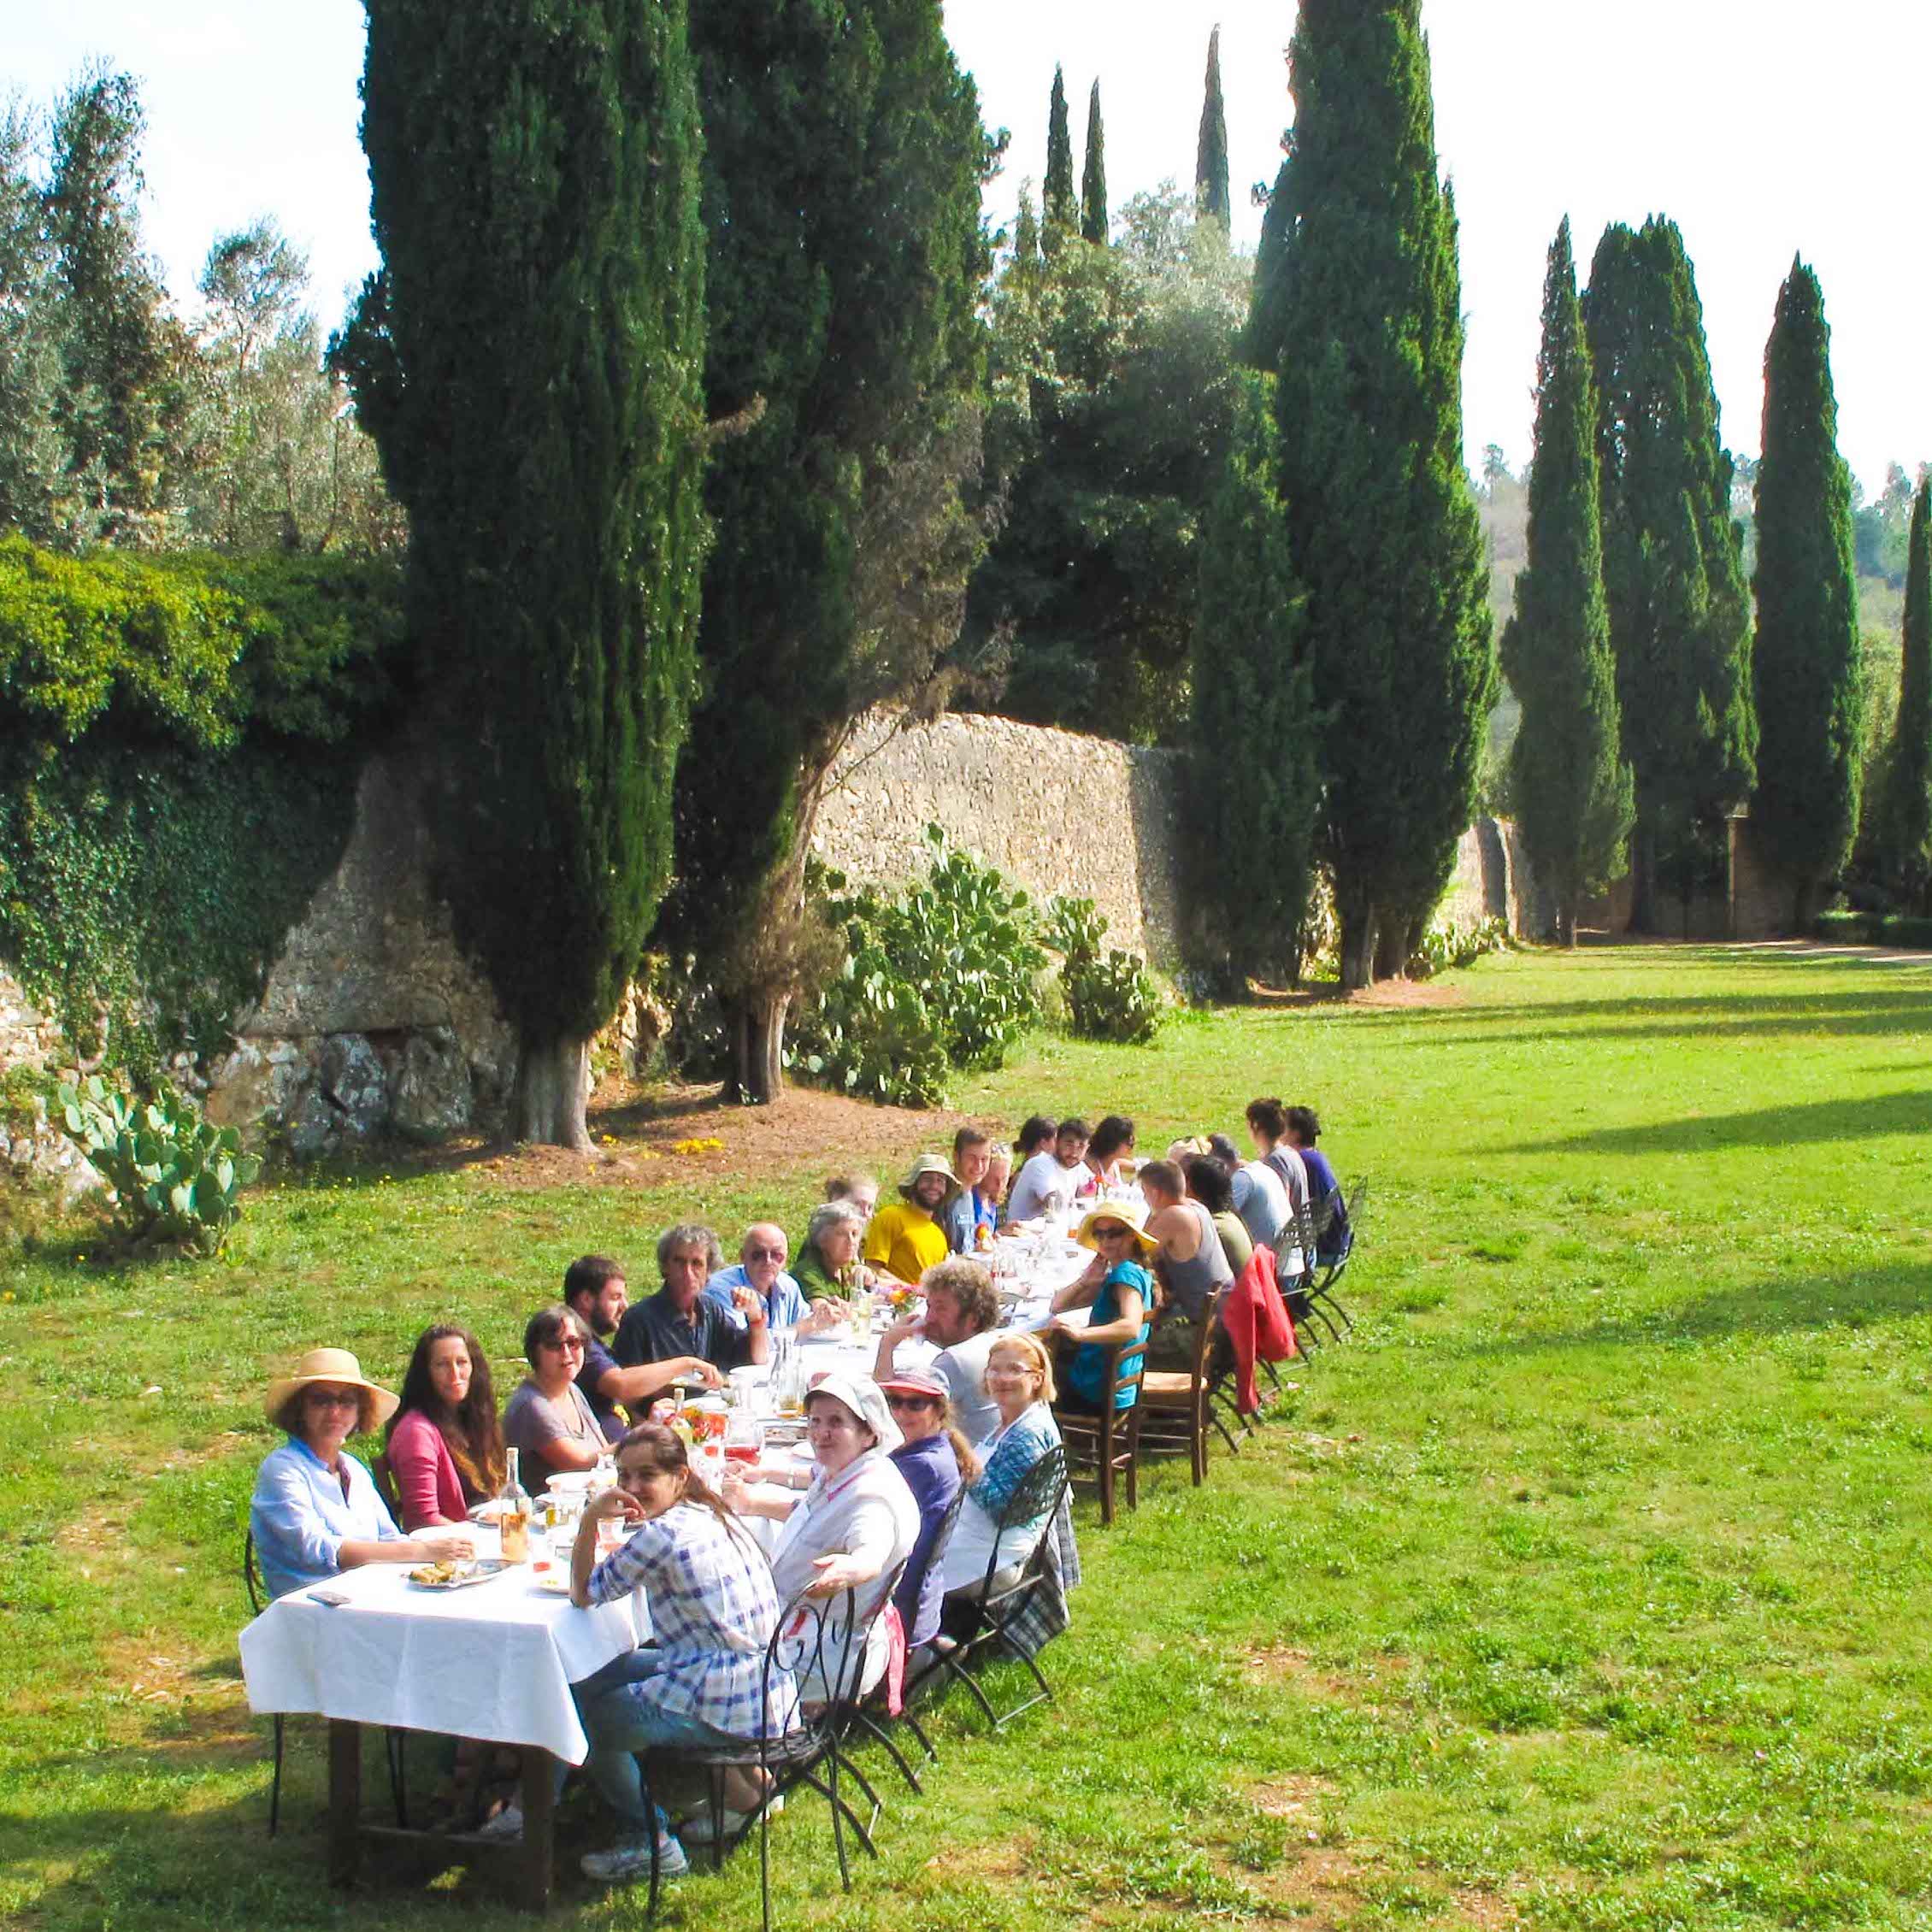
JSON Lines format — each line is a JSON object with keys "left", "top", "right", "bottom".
{"left": 264, "top": 1347, "right": 399, "bottom": 1434}
{"left": 1073, "top": 1201, "right": 1159, "bottom": 1256}
{"left": 898, "top": 1152, "right": 960, "bottom": 1202}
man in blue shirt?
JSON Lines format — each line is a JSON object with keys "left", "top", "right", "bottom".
{"left": 563, "top": 1253, "right": 722, "bottom": 1441}
{"left": 703, "top": 1222, "right": 810, "bottom": 1332}
{"left": 1286, "top": 1106, "right": 1349, "bottom": 1258}
{"left": 614, "top": 1224, "right": 769, "bottom": 1376}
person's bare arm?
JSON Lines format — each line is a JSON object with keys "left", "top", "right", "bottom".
{"left": 1052, "top": 1286, "right": 1144, "bottom": 1348}
{"left": 874, "top": 1311, "right": 922, "bottom": 1376}
{"left": 338, "top": 1527, "right": 473, "bottom": 1571}
{"left": 597, "top": 1356, "right": 717, "bottom": 1408}
{"left": 1051, "top": 1258, "right": 1104, "bottom": 1313}
{"left": 533, "top": 1431, "right": 601, "bottom": 1474}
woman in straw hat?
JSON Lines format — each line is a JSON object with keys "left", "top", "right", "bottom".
{"left": 250, "top": 1346, "right": 473, "bottom": 1600}
{"left": 1043, "top": 1203, "right": 1156, "bottom": 1415}
{"left": 862, "top": 1154, "right": 957, "bottom": 1285}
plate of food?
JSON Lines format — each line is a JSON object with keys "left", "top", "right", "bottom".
{"left": 531, "top": 1566, "right": 574, "bottom": 1595}
{"left": 407, "top": 1558, "right": 512, "bottom": 1590}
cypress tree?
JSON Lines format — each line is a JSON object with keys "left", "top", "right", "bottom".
{"left": 1269, "top": 0, "right": 1494, "bottom": 988}
{"left": 1750, "top": 256, "right": 1863, "bottom": 931}
{"left": 1011, "top": 185, "right": 1042, "bottom": 288}
{"left": 1195, "top": 26, "right": 1231, "bottom": 227}
{"left": 669, "top": 0, "right": 990, "bottom": 1100}
{"left": 1242, "top": 149, "right": 1293, "bottom": 371}
{"left": 1500, "top": 218, "right": 1633, "bottom": 945}
{"left": 341, "top": 0, "right": 708, "bottom": 1148}
{"left": 1882, "top": 479, "right": 1932, "bottom": 909}
{"left": 1188, "top": 373, "right": 1318, "bottom": 989}
{"left": 1081, "top": 80, "right": 1108, "bottom": 245}
{"left": 1044, "top": 66, "right": 1075, "bottom": 245}
{"left": 1583, "top": 218, "right": 1755, "bottom": 931}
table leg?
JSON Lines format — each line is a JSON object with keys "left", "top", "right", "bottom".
{"left": 519, "top": 1746, "right": 555, "bottom": 1912}
{"left": 328, "top": 1719, "right": 362, "bottom": 1888}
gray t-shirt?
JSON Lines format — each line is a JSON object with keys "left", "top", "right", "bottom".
{"left": 502, "top": 1378, "right": 604, "bottom": 1493}
{"left": 934, "top": 1328, "right": 1004, "bottom": 1446}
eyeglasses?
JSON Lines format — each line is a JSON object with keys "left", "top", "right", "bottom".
{"left": 745, "top": 1246, "right": 786, "bottom": 1262}
{"left": 545, "top": 1336, "right": 586, "bottom": 1355}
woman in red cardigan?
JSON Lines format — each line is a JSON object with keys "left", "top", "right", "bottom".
{"left": 383, "top": 1324, "right": 507, "bottom": 1528}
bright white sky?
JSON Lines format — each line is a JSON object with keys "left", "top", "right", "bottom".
{"left": 9, "top": 1, "right": 1929, "bottom": 496}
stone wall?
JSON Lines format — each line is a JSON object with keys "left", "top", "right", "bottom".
{"left": 0, "top": 971, "right": 99, "bottom": 1201}
{"left": 202, "top": 755, "right": 517, "bottom": 1154}
{"left": 813, "top": 710, "right": 1185, "bottom": 959}
{"left": 3, "top": 711, "right": 1562, "bottom": 1182}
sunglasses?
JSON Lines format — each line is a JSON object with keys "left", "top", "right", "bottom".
{"left": 884, "top": 1392, "right": 939, "bottom": 1410}
{"left": 745, "top": 1246, "right": 786, "bottom": 1262}
{"left": 308, "top": 1389, "right": 361, "bottom": 1409}
{"left": 1093, "top": 1224, "right": 1132, "bottom": 1240}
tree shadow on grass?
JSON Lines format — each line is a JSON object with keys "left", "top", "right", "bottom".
{"left": 1458, "top": 1260, "right": 1932, "bottom": 1358}
{"left": 1428, "top": 987, "right": 1932, "bottom": 1047}
{"left": 1499, "top": 1088, "right": 1932, "bottom": 1156}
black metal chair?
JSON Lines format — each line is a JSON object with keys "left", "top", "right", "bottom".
{"left": 914, "top": 1445, "right": 1072, "bottom": 1731}
{"left": 1051, "top": 1337, "right": 1144, "bottom": 1524}
{"left": 629, "top": 1575, "right": 903, "bottom": 1930}
{"left": 1304, "top": 1176, "right": 1368, "bottom": 1339}
{"left": 846, "top": 1486, "right": 971, "bottom": 1793}
{"left": 243, "top": 1529, "right": 408, "bottom": 1836}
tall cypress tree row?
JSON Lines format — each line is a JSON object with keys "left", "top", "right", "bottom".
{"left": 1188, "top": 372, "right": 1317, "bottom": 989}
{"left": 1750, "top": 256, "right": 1863, "bottom": 931}
{"left": 1195, "top": 26, "right": 1230, "bottom": 227}
{"left": 1081, "top": 80, "right": 1108, "bottom": 244}
{"left": 668, "top": 0, "right": 990, "bottom": 1100}
{"left": 342, "top": 0, "right": 708, "bottom": 1148}
{"left": 1583, "top": 218, "right": 1755, "bottom": 932}
{"left": 1044, "top": 66, "right": 1075, "bottom": 246}
{"left": 1269, "top": 0, "right": 1493, "bottom": 988}
{"left": 1500, "top": 218, "right": 1632, "bottom": 945}
{"left": 1882, "top": 479, "right": 1932, "bottom": 909}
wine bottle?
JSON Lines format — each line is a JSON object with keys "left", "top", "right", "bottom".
{"left": 498, "top": 1446, "right": 532, "bottom": 1563}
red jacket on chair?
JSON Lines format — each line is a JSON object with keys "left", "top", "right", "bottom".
{"left": 1222, "top": 1241, "right": 1298, "bottom": 1414}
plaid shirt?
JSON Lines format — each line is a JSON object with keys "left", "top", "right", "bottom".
{"left": 586, "top": 1502, "right": 797, "bottom": 1740}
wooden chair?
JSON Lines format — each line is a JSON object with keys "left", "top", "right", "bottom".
{"left": 1051, "top": 1338, "right": 1143, "bottom": 1526}
{"left": 1136, "top": 1290, "right": 1229, "bottom": 1486}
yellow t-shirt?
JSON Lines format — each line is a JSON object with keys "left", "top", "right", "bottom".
{"left": 864, "top": 1201, "right": 948, "bottom": 1284}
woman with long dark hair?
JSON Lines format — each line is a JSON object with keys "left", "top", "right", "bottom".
{"left": 383, "top": 1324, "right": 507, "bottom": 1530}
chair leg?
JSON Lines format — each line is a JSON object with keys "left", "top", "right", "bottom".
{"left": 1097, "top": 1418, "right": 1116, "bottom": 1527}
{"left": 268, "top": 1715, "right": 284, "bottom": 1837}
{"left": 849, "top": 1709, "right": 922, "bottom": 1794}
{"left": 386, "top": 1728, "right": 408, "bottom": 1828}
{"left": 1125, "top": 1410, "right": 1140, "bottom": 1511}
{"left": 826, "top": 1744, "right": 852, "bottom": 1890}
{"left": 899, "top": 1705, "right": 939, "bottom": 1764}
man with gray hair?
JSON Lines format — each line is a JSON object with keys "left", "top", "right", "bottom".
{"left": 612, "top": 1222, "right": 769, "bottom": 1376}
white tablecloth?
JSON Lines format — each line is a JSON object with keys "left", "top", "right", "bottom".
{"left": 239, "top": 1535, "right": 645, "bottom": 1764}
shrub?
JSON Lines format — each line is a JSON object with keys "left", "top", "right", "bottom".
{"left": 1409, "top": 915, "right": 1511, "bottom": 980}
{"left": 790, "top": 829, "right": 1046, "bottom": 1108}
{"left": 56, "top": 1075, "right": 262, "bottom": 1257}
{"left": 1046, "top": 896, "right": 1166, "bottom": 1044}
{"left": 1814, "top": 909, "right": 1875, "bottom": 943}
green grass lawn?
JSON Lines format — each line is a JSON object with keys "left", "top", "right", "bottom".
{"left": 3, "top": 941, "right": 1930, "bottom": 1932}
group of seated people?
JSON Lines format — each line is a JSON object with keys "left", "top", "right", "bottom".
{"left": 246, "top": 1100, "right": 1342, "bottom": 1883}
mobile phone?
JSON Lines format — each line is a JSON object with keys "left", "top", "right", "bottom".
{"left": 308, "top": 1588, "right": 350, "bottom": 1607}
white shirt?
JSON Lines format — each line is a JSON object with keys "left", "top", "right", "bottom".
{"left": 1006, "top": 1151, "right": 1081, "bottom": 1223}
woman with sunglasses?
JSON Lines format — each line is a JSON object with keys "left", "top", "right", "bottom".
{"left": 250, "top": 1346, "right": 474, "bottom": 1600}
{"left": 502, "top": 1305, "right": 608, "bottom": 1495}
{"left": 878, "top": 1368, "right": 981, "bottom": 1649}
{"left": 1041, "top": 1205, "right": 1156, "bottom": 1415}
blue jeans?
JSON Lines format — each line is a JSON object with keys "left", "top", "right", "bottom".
{"left": 573, "top": 1650, "right": 742, "bottom": 1829}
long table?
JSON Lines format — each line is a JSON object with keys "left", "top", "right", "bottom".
{"left": 238, "top": 1233, "right": 1098, "bottom": 1905}
{"left": 239, "top": 1530, "right": 641, "bottom": 1908}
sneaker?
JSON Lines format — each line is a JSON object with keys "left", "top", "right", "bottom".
{"left": 580, "top": 1830, "right": 689, "bottom": 1884}
{"left": 474, "top": 1803, "right": 523, "bottom": 1842}
{"left": 680, "top": 1793, "right": 782, "bottom": 1846}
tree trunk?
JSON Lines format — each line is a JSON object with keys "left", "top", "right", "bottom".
{"left": 727, "top": 989, "right": 791, "bottom": 1104}
{"left": 1338, "top": 900, "right": 1377, "bottom": 992}
{"left": 1555, "top": 901, "right": 1577, "bottom": 948}
{"left": 515, "top": 1035, "right": 592, "bottom": 1152}
{"left": 1790, "top": 875, "right": 1817, "bottom": 937}
{"left": 1627, "top": 821, "right": 1658, "bottom": 934}
{"left": 1371, "top": 919, "right": 1409, "bottom": 981}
